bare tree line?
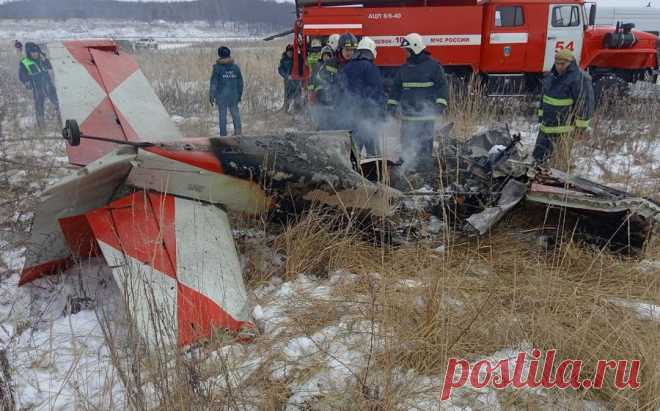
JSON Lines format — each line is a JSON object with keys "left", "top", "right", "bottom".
{"left": 0, "top": 0, "right": 294, "bottom": 27}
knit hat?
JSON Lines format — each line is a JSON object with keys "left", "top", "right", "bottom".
{"left": 25, "top": 42, "right": 40, "bottom": 55}
{"left": 218, "top": 46, "right": 231, "bottom": 58}
{"left": 555, "top": 49, "right": 575, "bottom": 62}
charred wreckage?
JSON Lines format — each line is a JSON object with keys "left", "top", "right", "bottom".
{"left": 19, "top": 41, "right": 660, "bottom": 348}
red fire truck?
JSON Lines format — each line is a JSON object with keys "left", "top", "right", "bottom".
{"left": 291, "top": 0, "right": 658, "bottom": 94}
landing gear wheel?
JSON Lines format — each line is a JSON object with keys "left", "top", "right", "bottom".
{"left": 62, "top": 119, "right": 81, "bottom": 147}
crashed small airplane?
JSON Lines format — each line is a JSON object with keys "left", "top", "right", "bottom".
{"left": 19, "top": 40, "right": 397, "bottom": 347}
{"left": 20, "top": 40, "right": 660, "bottom": 348}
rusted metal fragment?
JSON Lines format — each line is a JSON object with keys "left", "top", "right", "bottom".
{"left": 530, "top": 183, "right": 590, "bottom": 197}
{"left": 303, "top": 186, "right": 397, "bottom": 217}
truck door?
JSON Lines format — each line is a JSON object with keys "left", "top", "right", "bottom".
{"left": 543, "top": 4, "right": 584, "bottom": 71}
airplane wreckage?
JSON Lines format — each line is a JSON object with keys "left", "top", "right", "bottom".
{"left": 19, "top": 41, "right": 660, "bottom": 347}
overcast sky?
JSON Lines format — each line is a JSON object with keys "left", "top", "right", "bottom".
{"left": 270, "top": 0, "right": 660, "bottom": 7}
{"left": 0, "top": 0, "right": 657, "bottom": 7}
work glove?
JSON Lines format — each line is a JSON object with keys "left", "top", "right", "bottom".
{"left": 209, "top": 96, "right": 215, "bottom": 107}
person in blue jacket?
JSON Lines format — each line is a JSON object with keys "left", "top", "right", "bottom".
{"left": 209, "top": 46, "right": 243, "bottom": 136}
{"left": 339, "top": 37, "right": 386, "bottom": 156}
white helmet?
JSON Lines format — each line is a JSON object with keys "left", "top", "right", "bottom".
{"left": 357, "top": 36, "right": 377, "bottom": 58}
{"left": 401, "top": 33, "right": 425, "bottom": 55}
{"left": 327, "top": 33, "right": 340, "bottom": 51}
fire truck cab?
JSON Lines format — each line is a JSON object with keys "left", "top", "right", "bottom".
{"left": 292, "top": 0, "right": 658, "bottom": 94}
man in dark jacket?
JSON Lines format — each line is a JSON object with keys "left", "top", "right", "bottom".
{"left": 340, "top": 36, "right": 386, "bottom": 155}
{"left": 315, "top": 33, "right": 358, "bottom": 130}
{"left": 19, "top": 42, "right": 60, "bottom": 128}
{"left": 278, "top": 44, "right": 301, "bottom": 113}
{"left": 209, "top": 46, "right": 243, "bottom": 136}
{"left": 533, "top": 49, "right": 594, "bottom": 163}
{"left": 14, "top": 40, "right": 23, "bottom": 56}
{"left": 388, "top": 33, "right": 449, "bottom": 172}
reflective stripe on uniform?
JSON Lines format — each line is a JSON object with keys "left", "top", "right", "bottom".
{"left": 575, "top": 117, "right": 591, "bottom": 128}
{"left": 402, "top": 82, "right": 434, "bottom": 88}
{"left": 436, "top": 98, "right": 447, "bottom": 106}
{"left": 540, "top": 124, "right": 574, "bottom": 134}
{"left": 402, "top": 115, "right": 437, "bottom": 121}
{"left": 387, "top": 99, "right": 399, "bottom": 106}
{"left": 537, "top": 109, "right": 543, "bottom": 117}
{"left": 542, "top": 95, "right": 574, "bottom": 107}
{"left": 324, "top": 65, "right": 337, "bottom": 74}
{"left": 21, "top": 58, "right": 39, "bottom": 75}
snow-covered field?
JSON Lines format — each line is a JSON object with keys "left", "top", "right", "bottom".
{"left": 0, "top": 37, "right": 659, "bottom": 410}
{"left": 0, "top": 18, "right": 279, "bottom": 43}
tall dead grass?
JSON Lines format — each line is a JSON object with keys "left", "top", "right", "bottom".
{"left": 135, "top": 41, "right": 286, "bottom": 137}
{"left": 266, "top": 206, "right": 660, "bottom": 409}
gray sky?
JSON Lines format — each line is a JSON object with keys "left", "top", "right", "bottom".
{"left": 272, "top": 0, "right": 660, "bottom": 7}
{"left": 0, "top": 0, "right": 657, "bottom": 7}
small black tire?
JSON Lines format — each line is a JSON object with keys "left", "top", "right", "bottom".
{"left": 63, "top": 119, "right": 81, "bottom": 147}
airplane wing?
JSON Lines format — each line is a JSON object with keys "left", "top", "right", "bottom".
{"left": 49, "top": 41, "right": 182, "bottom": 166}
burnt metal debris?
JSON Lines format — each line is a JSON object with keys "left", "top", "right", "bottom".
{"left": 386, "top": 123, "right": 660, "bottom": 253}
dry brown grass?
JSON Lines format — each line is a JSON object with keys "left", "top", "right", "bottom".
{"left": 135, "top": 40, "right": 289, "bottom": 137}
{"left": 258, "top": 206, "right": 660, "bottom": 409}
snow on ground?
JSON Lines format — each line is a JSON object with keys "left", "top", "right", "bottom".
{"left": 0, "top": 256, "right": 126, "bottom": 410}
{"left": 609, "top": 298, "right": 660, "bottom": 323}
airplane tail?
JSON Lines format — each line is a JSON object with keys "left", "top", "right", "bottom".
{"left": 48, "top": 40, "right": 182, "bottom": 166}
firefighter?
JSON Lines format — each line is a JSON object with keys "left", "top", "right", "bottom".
{"left": 327, "top": 33, "right": 340, "bottom": 53}
{"left": 335, "top": 32, "right": 358, "bottom": 68}
{"left": 340, "top": 36, "right": 386, "bottom": 155}
{"left": 306, "top": 38, "right": 323, "bottom": 77}
{"left": 19, "top": 42, "right": 60, "bottom": 128}
{"left": 309, "top": 33, "right": 358, "bottom": 130}
{"left": 306, "top": 39, "right": 324, "bottom": 95}
{"left": 533, "top": 49, "right": 594, "bottom": 163}
{"left": 278, "top": 44, "right": 301, "bottom": 113}
{"left": 209, "top": 46, "right": 243, "bottom": 136}
{"left": 387, "top": 33, "right": 449, "bottom": 172}
{"left": 310, "top": 45, "right": 337, "bottom": 130}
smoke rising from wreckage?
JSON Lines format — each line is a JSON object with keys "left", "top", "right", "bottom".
{"left": 16, "top": 40, "right": 660, "bottom": 354}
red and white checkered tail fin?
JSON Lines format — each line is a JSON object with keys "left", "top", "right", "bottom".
{"left": 48, "top": 40, "right": 182, "bottom": 166}
{"left": 85, "top": 191, "right": 255, "bottom": 347}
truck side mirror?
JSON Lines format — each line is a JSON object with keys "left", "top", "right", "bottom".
{"left": 589, "top": 4, "right": 597, "bottom": 26}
